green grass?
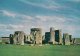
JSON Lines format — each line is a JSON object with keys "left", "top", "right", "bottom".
{"left": 0, "top": 44, "right": 80, "bottom": 56}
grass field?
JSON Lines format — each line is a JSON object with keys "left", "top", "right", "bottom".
{"left": 0, "top": 44, "right": 80, "bottom": 56}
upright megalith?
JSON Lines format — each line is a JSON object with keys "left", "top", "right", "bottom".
{"left": 9, "top": 34, "right": 14, "bottom": 44}
{"left": 73, "top": 38, "right": 80, "bottom": 45}
{"left": 69, "top": 35, "right": 73, "bottom": 45}
{"left": 63, "top": 33, "right": 70, "bottom": 45}
{"left": 49, "top": 27, "right": 55, "bottom": 44}
{"left": 24, "top": 35, "right": 33, "bottom": 44}
{"left": 30, "top": 28, "right": 42, "bottom": 45}
{"left": 13, "top": 31, "right": 25, "bottom": 45}
{"left": 55, "top": 30, "right": 62, "bottom": 44}
{"left": 45, "top": 32, "right": 50, "bottom": 44}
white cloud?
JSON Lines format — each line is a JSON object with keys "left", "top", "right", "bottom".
{"left": 21, "top": 15, "right": 33, "bottom": 20}
{"left": 19, "top": 0, "right": 62, "bottom": 9}
{"left": 20, "top": 15, "right": 77, "bottom": 36}
{"left": 0, "top": 10, "right": 33, "bottom": 20}
{"left": 69, "top": 0, "right": 80, "bottom": 2}
{"left": 0, "top": 10, "right": 16, "bottom": 18}
{"left": 35, "top": 15, "right": 66, "bottom": 23}
{"left": 0, "top": 10, "right": 80, "bottom": 37}
{"left": 7, "top": 24, "right": 24, "bottom": 30}
{"left": 0, "top": 24, "right": 7, "bottom": 29}
{"left": 0, "top": 24, "right": 24, "bottom": 31}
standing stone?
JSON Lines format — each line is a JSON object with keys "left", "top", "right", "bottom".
{"left": 69, "top": 35, "right": 72, "bottom": 45}
{"left": 13, "top": 31, "right": 25, "bottom": 45}
{"left": 63, "top": 33, "right": 70, "bottom": 45}
{"left": 72, "top": 38, "right": 75, "bottom": 45}
{"left": 45, "top": 32, "right": 50, "bottom": 44}
{"left": 42, "top": 35, "right": 45, "bottom": 44}
{"left": 30, "top": 28, "right": 42, "bottom": 45}
{"left": 55, "top": 30, "right": 62, "bottom": 44}
{"left": 9, "top": 34, "right": 14, "bottom": 44}
{"left": 49, "top": 27, "right": 55, "bottom": 44}
{"left": 73, "top": 38, "right": 80, "bottom": 45}
{"left": 24, "top": 35, "right": 33, "bottom": 44}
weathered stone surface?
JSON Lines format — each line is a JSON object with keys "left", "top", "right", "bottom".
{"left": 30, "top": 28, "right": 42, "bottom": 45}
{"left": 49, "top": 27, "right": 55, "bottom": 44}
{"left": 13, "top": 31, "right": 25, "bottom": 45}
{"left": 63, "top": 33, "right": 70, "bottom": 45}
{"left": 45, "top": 32, "right": 50, "bottom": 44}
{"left": 24, "top": 35, "right": 33, "bottom": 44}
{"left": 72, "top": 38, "right": 75, "bottom": 45}
{"left": 55, "top": 30, "right": 62, "bottom": 44}
{"left": 45, "top": 29, "right": 62, "bottom": 45}
{"left": 73, "top": 38, "right": 80, "bottom": 45}
{"left": 69, "top": 35, "right": 73, "bottom": 45}
{"left": 9, "top": 34, "right": 14, "bottom": 44}
{"left": 42, "top": 35, "right": 45, "bottom": 44}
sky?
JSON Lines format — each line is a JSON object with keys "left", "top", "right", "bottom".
{"left": 0, "top": 0, "right": 80, "bottom": 38}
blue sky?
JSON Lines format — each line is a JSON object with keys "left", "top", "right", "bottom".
{"left": 0, "top": 0, "right": 80, "bottom": 38}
